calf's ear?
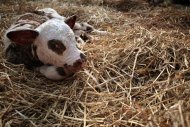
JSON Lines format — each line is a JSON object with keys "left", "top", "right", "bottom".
{"left": 65, "top": 15, "right": 77, "bottom": 29}
{"left": 6, "top": 29, "right": 39, "bottom": 45}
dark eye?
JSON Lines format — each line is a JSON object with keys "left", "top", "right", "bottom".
{"left": 48, "top": 39, "right": 66, "bottom": 55}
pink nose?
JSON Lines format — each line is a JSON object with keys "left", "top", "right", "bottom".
{"left": 64, "top": 53, "right": 87, "bottom": 73}
{"left": 73, "top": 53, "right": 87, "bottom": 69}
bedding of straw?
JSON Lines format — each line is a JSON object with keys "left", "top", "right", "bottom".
{"left": 0, "top": 0, "right": 190, "bottom": 126}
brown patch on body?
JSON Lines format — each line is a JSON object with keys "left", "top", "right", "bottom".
{"left": 16, "top": 13, "right": 48, "bottom": 25}
{"left": 11, "top": 13, "right": 49, "bottom": 30}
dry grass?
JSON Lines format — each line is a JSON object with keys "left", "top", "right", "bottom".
{"left": 0, "top": 0, "right": 190, "bottom": 127}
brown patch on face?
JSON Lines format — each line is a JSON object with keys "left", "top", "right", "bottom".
{"left": 48, "top": 39, "right": 66, "bottom": 55}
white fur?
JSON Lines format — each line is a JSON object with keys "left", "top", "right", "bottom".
{"left": 35, "top": 18, "right": 82, "bottom": 66}
{"left": 37, "top": 65, "right": 64, "bottom": 80}
{"left": 3, "top": 37, "right": 11, "bottom": 50}
{"left": 4, "top": 8, "right": 108, "bottom": 80}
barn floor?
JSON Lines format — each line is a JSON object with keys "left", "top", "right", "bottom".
{"left": 0, "top": 0, "right": 190, "bottom": 126}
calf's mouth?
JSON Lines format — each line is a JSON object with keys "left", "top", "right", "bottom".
{"left": 63, "top": 60, "right": 86, "bottom": 75}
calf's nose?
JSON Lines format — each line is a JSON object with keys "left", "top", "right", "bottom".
{"left": 73, "top": 53, "right": 86, "bottom": 69}
{"left": 74, "top": 59, "right": 83, "bottom": 67}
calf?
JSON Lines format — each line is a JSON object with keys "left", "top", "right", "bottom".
{"left": 3, "top": 8, "right": 92, "bottom": 80}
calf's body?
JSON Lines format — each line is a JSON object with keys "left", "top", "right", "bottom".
{"left": 4, "top": 8, "right": 88, "bottom": 80}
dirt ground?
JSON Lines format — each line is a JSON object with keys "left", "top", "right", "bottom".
{"left": 0, "top": 0, "right": 190, "bottom": 127}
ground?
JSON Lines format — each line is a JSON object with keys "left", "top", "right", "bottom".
{"left": 0, "top": 0, "right": 190, "bottom": 127}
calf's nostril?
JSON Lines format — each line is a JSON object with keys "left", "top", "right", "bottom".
{"left": 64, "top": 64, "right": 68, "bottom": 67}
{"left": 75, "top": 60, "right": 83, "bottom": 66}
{"left": 80, "top": 53, "right": 86, "bottom": 61}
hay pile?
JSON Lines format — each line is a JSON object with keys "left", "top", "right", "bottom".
{"left": 0, "top": 0, "right": 190, "bottom": 126}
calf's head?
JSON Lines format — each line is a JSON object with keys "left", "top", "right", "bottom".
{"left": 6, "top": 16, "right": 86, "bottom": 74}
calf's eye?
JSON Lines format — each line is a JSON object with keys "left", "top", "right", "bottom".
{"left": 48, "top": 39, "right": 66, "bottom": 55}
